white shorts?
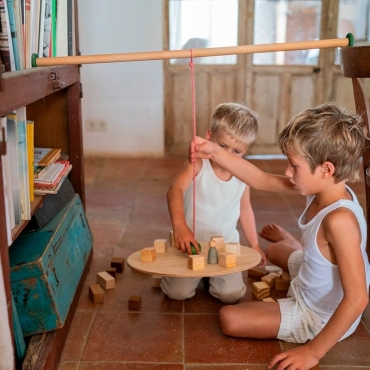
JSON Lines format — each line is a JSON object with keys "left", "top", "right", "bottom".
{"left": 277, "top": 250, "right": 325, "bottom": 343}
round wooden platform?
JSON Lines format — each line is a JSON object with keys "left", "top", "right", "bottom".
{"left": 127, "top": 242, "right": 262, "bottom": 277}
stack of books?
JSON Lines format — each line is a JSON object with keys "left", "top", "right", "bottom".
{"left": 34, "top": 148, "right": 72, "bottom": 195}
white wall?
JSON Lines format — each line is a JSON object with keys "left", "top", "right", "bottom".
{"left": 78, "top": 0, "right": 164, "bottom": 157}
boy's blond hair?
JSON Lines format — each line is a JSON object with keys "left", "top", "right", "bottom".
{"left": 278, "top": 103, "right": 368, "bottom": 182}
{"left": 210, "top": 103, "right": 259, "bottom": 146}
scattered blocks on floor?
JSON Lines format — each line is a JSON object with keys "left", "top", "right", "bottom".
{"left": 275, "top": 271, "right": 291, "bottom": 291}
{"left": 111, "top": 256, "right": 125, "bottom": 273}
{"left": 261, "top": 272, "right": 280, "bottom": 288}
{"left": 97, "top": 271, "right": 115, "bottom": 290}
{"left": 140, "top": 247, "right": 156, "bottom": 262}
{"left": 218, "top": 252, "right": 236, "bottom": 268}
{"left": 188, "top": 255, "right": 205, "bottom": 270}
{"left": 248, "top": 266, "right": 268, "bottom": 280}
{"left": 106, "top": 267, "right": 117, "bottom": 278}
{"left": 224, "top": 242, "right": 240, "bottom": 256}
{"left": 152, "top": 275, "right": 162, "bottom": 288}
{"left": 154, "top": 239, "right": 168, "bottom": 253}
{"left": 89, "top": 284, "right": 104, "bottom": 303}
{"left": 252, "top": 281, "right": 270, "bottom": 300}
{"left": 262, "top": 297, "right": 276, "bottom": 303}
{"left": 128, "top": 296, "right": 141, "bottom": 310}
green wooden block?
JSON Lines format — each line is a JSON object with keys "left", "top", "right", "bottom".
{"left": 9, "top": 194, "right": 93, "bottom": 336}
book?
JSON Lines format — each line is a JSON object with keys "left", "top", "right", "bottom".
{"left": 34, "top": 164, "right": 72, "bottom": 195}
{"left": 37, "top": 0, "right": 44, "bottom": 56}
{"left": 1, "top": 116, "right": 15, "bottom": 243}
{"left": 0, "top": 0, "right": 15, "bottom": 71}
{"left": 6, "top": 0, "right": 21, "bottom": 69}
{"left": 34, "top": 160, "right": 69, "bottom": 186}
{"left": 55, "top": 0, "right": 67, "bottom": 56}
{"left": 13, "top": 0, "right": 24, "bottom": 68}
{"left": 41, "top": 0, "right": 51, "bottom": 57}
{"left": 34, "top": 147, "right": 60, "bottom": 166}
{"left": 6, "top": 113, "right": 21, "bottom": 224}
{"left": 26, "top": 119, "right": 34, "bottom": 201}
{"left": 34, "top": 164, "right": 47, "bottom": 178}
{"left": 17, "top": 106, "right": 31, "bottom": 220}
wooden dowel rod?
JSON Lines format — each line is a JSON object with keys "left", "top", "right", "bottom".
{"left": 34, "top": 37, "right": 350, "bottom": 67}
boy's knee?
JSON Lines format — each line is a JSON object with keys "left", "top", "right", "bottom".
{"left": 215, "top": 289, "right": 245, "bottom": 304}
{"left": 219, "top": 306, "right": 238, "bottom": 336}
{"left": 266, "top": 243, "right": 279, "bottom": 260}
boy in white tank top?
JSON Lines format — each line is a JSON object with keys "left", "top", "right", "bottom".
{"left": 191, "top": 103, "right": 370, "bottom": 369}
{"left": 161, "top": 102, "right": 266, "bottom": 303}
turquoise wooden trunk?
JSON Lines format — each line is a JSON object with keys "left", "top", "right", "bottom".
{"left": 9, "top": 194, "right": 93, "bottom": 336}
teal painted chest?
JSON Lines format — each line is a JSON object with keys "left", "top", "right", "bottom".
{"left": 9, "top": 194, "right": 93, "bottom": 336}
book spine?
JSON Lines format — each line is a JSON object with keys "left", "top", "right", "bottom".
{"left": 26, "top": 119, "right": 34, "bottom": 202}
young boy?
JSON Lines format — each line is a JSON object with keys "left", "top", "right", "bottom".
{"left": 190, "top": 103, "right": 370, "bottom": 369}
{"left": 161, "top": 102, "right": 266, "bottom": 304}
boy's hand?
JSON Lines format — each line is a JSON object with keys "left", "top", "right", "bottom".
{"left": 174, "top": 224, "right": 200, "bottom": 255}
{"left": 268, "top": 345, "right": 319, "bottom": 370}
{"left": 189, "top": 136, "right": 217, "bottom": 164}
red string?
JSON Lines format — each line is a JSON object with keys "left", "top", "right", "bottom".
{"left": 189, "top": 49, "right": 196, "bottom": 237}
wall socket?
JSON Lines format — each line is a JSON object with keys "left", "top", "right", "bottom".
{"left": 86, "top": 119, "right": 107, "bottom": 131}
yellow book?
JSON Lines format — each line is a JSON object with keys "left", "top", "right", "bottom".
{"left": 27, "top": 120, "right": 34, "bottom": 202}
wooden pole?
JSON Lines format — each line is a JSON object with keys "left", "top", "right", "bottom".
{"left": 33, "top": 37, "right": 350, "bottom": 67}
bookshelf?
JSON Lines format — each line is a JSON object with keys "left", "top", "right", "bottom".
{"left": 0, "top": 1, "right": 91, "bottom": 368}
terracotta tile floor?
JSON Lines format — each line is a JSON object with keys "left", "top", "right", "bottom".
{"left": 57, "top": 157, "right": 370, "bottom": 370}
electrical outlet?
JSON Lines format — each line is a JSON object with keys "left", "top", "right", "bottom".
{"left": 86, "top": 119, "right": 107, "bottom": 131}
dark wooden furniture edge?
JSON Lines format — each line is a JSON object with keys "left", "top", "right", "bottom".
{"left": 339, "top": 46, "right": 370, "bottom": 257}
{"left": 0, "top": 65, "right": 80, "bottom": 116}
{"left": 22, "top": 249, "right": 93, "bottom": 370}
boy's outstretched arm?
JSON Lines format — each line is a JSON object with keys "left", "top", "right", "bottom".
{"left": 269, "top": 208, "right": 369, "bottom": 370}
{"left": 190, "top": 137, "right": 298, "bottom": 195}
{"left": 167, "top": 160, "right": 201, "bottom": 255}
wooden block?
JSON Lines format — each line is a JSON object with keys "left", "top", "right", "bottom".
{"left": 106, "top": 267, "right": 117, "bottom": 279}
{"left": 275, "top": 276, "right": 291, "bottom": 291}
{"left": 152, "top": 275, "right": 162, "bottom": 288}
{"left": 261, "top": 272, "right": 280, "bottom": 288}
{"left": 248, "top": 266, "right": 268, "bottom": 280}
{"left": 128, "top": 296, "right": 141, "bottom": 310}
{"left": 252, "top": 281, "right": 270, "bottom": 300}
{"left": 308, "top": 365, "right": 319, "bottom": 370}
{"left": 154, "top": 239, "right": 168, "bottom": 253}
{"left": 224, "top": 242, "right": 241, "bottom": 256}
{"left": 111, "top": 256, "right": 125, "bottom": 273}
{"left": 211, "top": 236, "right": 225, "bottom": 250}
{"left": 89, "top": 284, "right": 104, "bottom": 304}
{"left": 281, "top": 270, "right": 291, "bottom": 281}
{"left": 265, "top": 265, "right": 283, "bottom": 275}
{"left": 218, "top": 252, "right": 236, "bottom": 268}
{"left": 262, "top": 297, "right": 276, "bottom": 303}
{"left": 97, "top": 271, "right": 115, "bottom": 289}
{"left": 140, "top": 247, "right": 156, "bottom": 262}
{"left": 188, "top": 255, "right": 205, "bottom": 270}
{"left": 169, "top": 230, "right": 175, "bottom": 247}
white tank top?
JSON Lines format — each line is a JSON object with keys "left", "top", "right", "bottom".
{"left": 184, "top": 159, "right": 246, "bottom": 243}
{"left": 298, "top": 186, "right": 370, "bottom": 334}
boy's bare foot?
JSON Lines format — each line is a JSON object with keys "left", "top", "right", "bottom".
{"left": 259, "top": 223, "right": 295, "bottom": 243}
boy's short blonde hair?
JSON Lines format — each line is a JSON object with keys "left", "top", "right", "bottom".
{"left": 210, "top": 103, "right": 259, "bottom": 146}
{"left": 278, "top": 103, "right": 368, "bottom": 182}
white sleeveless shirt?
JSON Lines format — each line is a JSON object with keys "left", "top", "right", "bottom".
{"left": 184, "top": 159, "right": 246, "bottom": 243}
{"left": 297, "top": 186, "right": 370, "bottom": 336}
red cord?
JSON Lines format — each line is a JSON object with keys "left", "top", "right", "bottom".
{"left": 189, "top": 49, "right": 196, "bottom": 236}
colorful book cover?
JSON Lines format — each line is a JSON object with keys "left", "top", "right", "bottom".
{"left": 13, "top": 0, "right": 24, "bottom": 68}
{"left": 6, "top": 113, "right": 21, "bottom": 224}
{"left": 16, "top": 106, "right": 31, "bottom": 220}
{"left": 26, "top": 119, "right": 34, "bottom": 202}
{"left": 34, "top": 147, "right": 61, "bottom": 166}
